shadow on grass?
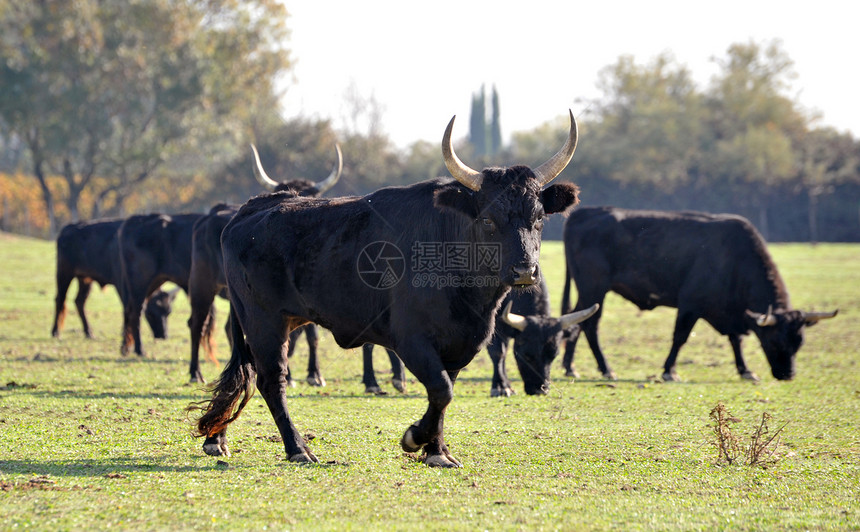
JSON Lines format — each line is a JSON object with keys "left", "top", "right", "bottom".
{"left": 20, "top": 389, "right": 204, "bottom": 401}
{"left": 0, "top": 455, "right": 353, "bottom": 479}
{"left": 0, "top": 457, "right": 214, "bottom": 478}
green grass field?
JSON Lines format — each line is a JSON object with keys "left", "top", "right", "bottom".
{"left": 1, "top": 232, "right": 858, "bottom": 530}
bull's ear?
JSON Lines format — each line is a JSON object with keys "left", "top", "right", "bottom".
{"left": 434, "top": 186, "right": 479, "bottom": 218}
{"left": 541, "top": 182, "right": 580, "bottom": 215}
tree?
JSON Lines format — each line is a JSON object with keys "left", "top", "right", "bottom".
{"left": 0, "top": 0, "right": 291, "bottom": 235}
{"left": 795, "top": 128, "right": 860, "bottom": 243}
{"left": 469, "top": 86, "right": 487, "bottom": 159}
{"left": 705, "top": 40, "right": 808, "bottom": 237}
{"left": 490, "top": 85, "right": 502, "bottom": 156}
{"left": 467, "top": 84, "right": 503, "bottom": 160}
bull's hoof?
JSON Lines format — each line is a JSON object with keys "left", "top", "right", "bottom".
{"left": 203, "top": 441, "right": 230, "bottom": 457}
{"left": 286, "top": 379, "right": 297, "bottom": 388}
{"left": 423, "top": 453, "right": 462, "bottom": 468}
{"left": 490, "top": 386, "right": 514, "bottom": 398}
{"left": 288, "top": 451, "right": 319, "bottom": 464}
{"left": 392, "top": 378, "right": 407, "bottom": 393}
{"left": 661, "top": 371, "right": 681, "bottom": 382}
{"left": 365, "top": 386, "right": 385, "bottom": 395}
{"left": 565, "top": 368, "right": 580, "bottom": 379}
{"left": 400, "top": 426, "right": 422, "bottom": 453}
{"left": 603, "top": 371, "right": 618, "bottom": 381}
{"left": 189, "top": 374, "right": 206, "bottom": 384}
{"left": 306, "top": 375, "right": 326, "bottom": 387}
{"left": 740, "top": 370, "right": 760, "bottom": 382}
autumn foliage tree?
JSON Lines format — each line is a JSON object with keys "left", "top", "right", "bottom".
{"left": 0, "top": 0, "right": 292, "bottom": 236}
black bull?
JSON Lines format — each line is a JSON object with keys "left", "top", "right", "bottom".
{"left": 192, "top": 111, "right": 589, "bottom": 468}
{"left": 561, "top": 206, "right": 838, "bottom": 381}
{"left": 117, "top": 213, "right": 217, "bottom": 358}
{"left": 187, "top": 143, "right": 342, "bottom": 384}
{"left": 488, "top": 276, "right": 597, "bottom": 397}
{"left": 52, "top": 218, "right": 178, "bottom": 340}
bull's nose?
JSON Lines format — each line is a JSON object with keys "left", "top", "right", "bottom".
{"left": 511, "top": 264, "right": 538, "bottom": 285}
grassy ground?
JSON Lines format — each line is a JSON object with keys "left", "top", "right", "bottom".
{"left": 0, "top": 232, "right": 858, "bottom": 530}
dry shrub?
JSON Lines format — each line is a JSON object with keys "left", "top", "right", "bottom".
{"left": 709, "top": 402, "right": 788, "bottom": 467}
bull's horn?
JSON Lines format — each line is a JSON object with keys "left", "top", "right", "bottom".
{"left": 314, "top": 143, "right": 343, "bottom": 194}
{"left": 533, "top": 109, "right": 579, "bottom": 188}
{"left": 559, "top": 303, "right": 599, "bottom": 329}
{"left": 250, "top": 144, "right": 279, "bottom": 190}
{"left": 755, "top": 305, "right": 778, "bottom": 327}
{"left": 803, "top": 309, "right": 838, "bottom": 323}
{"left": 500, "top": 301, "right": 527, "bottom": 332}
{"left": 442, "top": 116, "right": 483, "bottom": 191}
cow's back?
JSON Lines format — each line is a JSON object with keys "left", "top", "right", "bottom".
{"left": 56, "top": 219, "right": 124, "bottom": 286}
{"left": 222, "top": 181, "right": 504, "bottom": 353}
{"left": 119, "top": 213, "right": 204, "bottom": 289}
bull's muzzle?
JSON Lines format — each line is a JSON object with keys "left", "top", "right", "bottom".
{"left": 511, "top": 264, "right": 538, "bottom": 286}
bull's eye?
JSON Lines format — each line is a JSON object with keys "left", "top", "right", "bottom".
{"left": 481, "top": 217, "right": 496, "bottom": 231}
{"left": 534, "top": 215, "right": 545, "bottom": 230}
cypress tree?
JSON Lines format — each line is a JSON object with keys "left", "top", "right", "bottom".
{"left": 469, "top": 86, "right": 487, "bottom": 158}
{"left": 490, "top": 85, "right": 502, "bottom": 156}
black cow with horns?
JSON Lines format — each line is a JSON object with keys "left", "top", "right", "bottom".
{"left": 488, "top": 276, "right": 598, "bottom": 397}
{"left": 560, "top": 206, "right": 838, "bottom": 381}
{"left": 52, "top": 218, "right": 178, "bottom": 340}
{"left": 186, "top": 143, "right": 342, "bottom": 383}
{"left": 192, "top": 111, "right": 590, "bottom": 468}
{"left": 117, "top": 213, "right": 213, "bottom": 358}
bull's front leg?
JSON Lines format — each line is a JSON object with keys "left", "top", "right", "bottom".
{"left": 487, "top": 334, "right": 515, "bottom": 397}
{"left": 398, "top": 348, "right": 461, "bottom": 468}
{"left": 729, "top": 334, "right": 759, "bottom": 381}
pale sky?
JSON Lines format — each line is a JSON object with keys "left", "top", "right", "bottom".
{"left": 280, "top": 1, "right": 859, "bottom": 149}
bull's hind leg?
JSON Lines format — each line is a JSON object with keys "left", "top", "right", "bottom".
{"left": 362, "top": 344, "right": 384, "bottom": 394}
{"left": 51, "top": 271, "right": 74, "bottom": 338}
{"left": 251, "top": 323, "right": 318, "bottom": 463}
{"left": 577, "top": 300, "right": 616, "bottom": 380}
{"left": 302, "top": 324, "right": 325, "bottom": 387}
{"left": 561, "top": 330, "right": 581, "bottom": 378}
{"left": 362, "top": 345, "right": 407, "bottom": 394}
{"left": 188, "top": 285, "right": 218, "bottom": 383}
{"left": 203, "top": 431, "right": 230, "bottom": 457}
{"left": 73, "top": 279, "right": 95, "bottom": 338}
{"left": 387, "top": 349, "right": 407, "bottom": 393}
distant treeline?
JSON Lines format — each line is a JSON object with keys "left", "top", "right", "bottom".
{"left": 1, "top": 1, "right": 857, "bottom": 242}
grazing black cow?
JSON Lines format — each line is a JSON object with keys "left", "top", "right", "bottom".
{"left": 560, "top": 206, "right": 838, "bottom": 381}
{"left": 186, "top": 144, "right": 343, "bottom": 383}
{"left": 117, "top": 212, "right": 211, "bottom": 357}
{"left": 52, "top": 218, "right": 177, "bottom": 340}
{"left": 193, "top": 111, "right": 591, "bottom": 468}
{"left": 487, "top": 276, "right": 598, "bottom": 397}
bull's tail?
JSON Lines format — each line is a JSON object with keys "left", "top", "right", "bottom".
{"left": 561, "top": 259, "right": 573, "bottom": 314}
{"left": 189, "top": 303, "right": 254, "bottom": 438}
